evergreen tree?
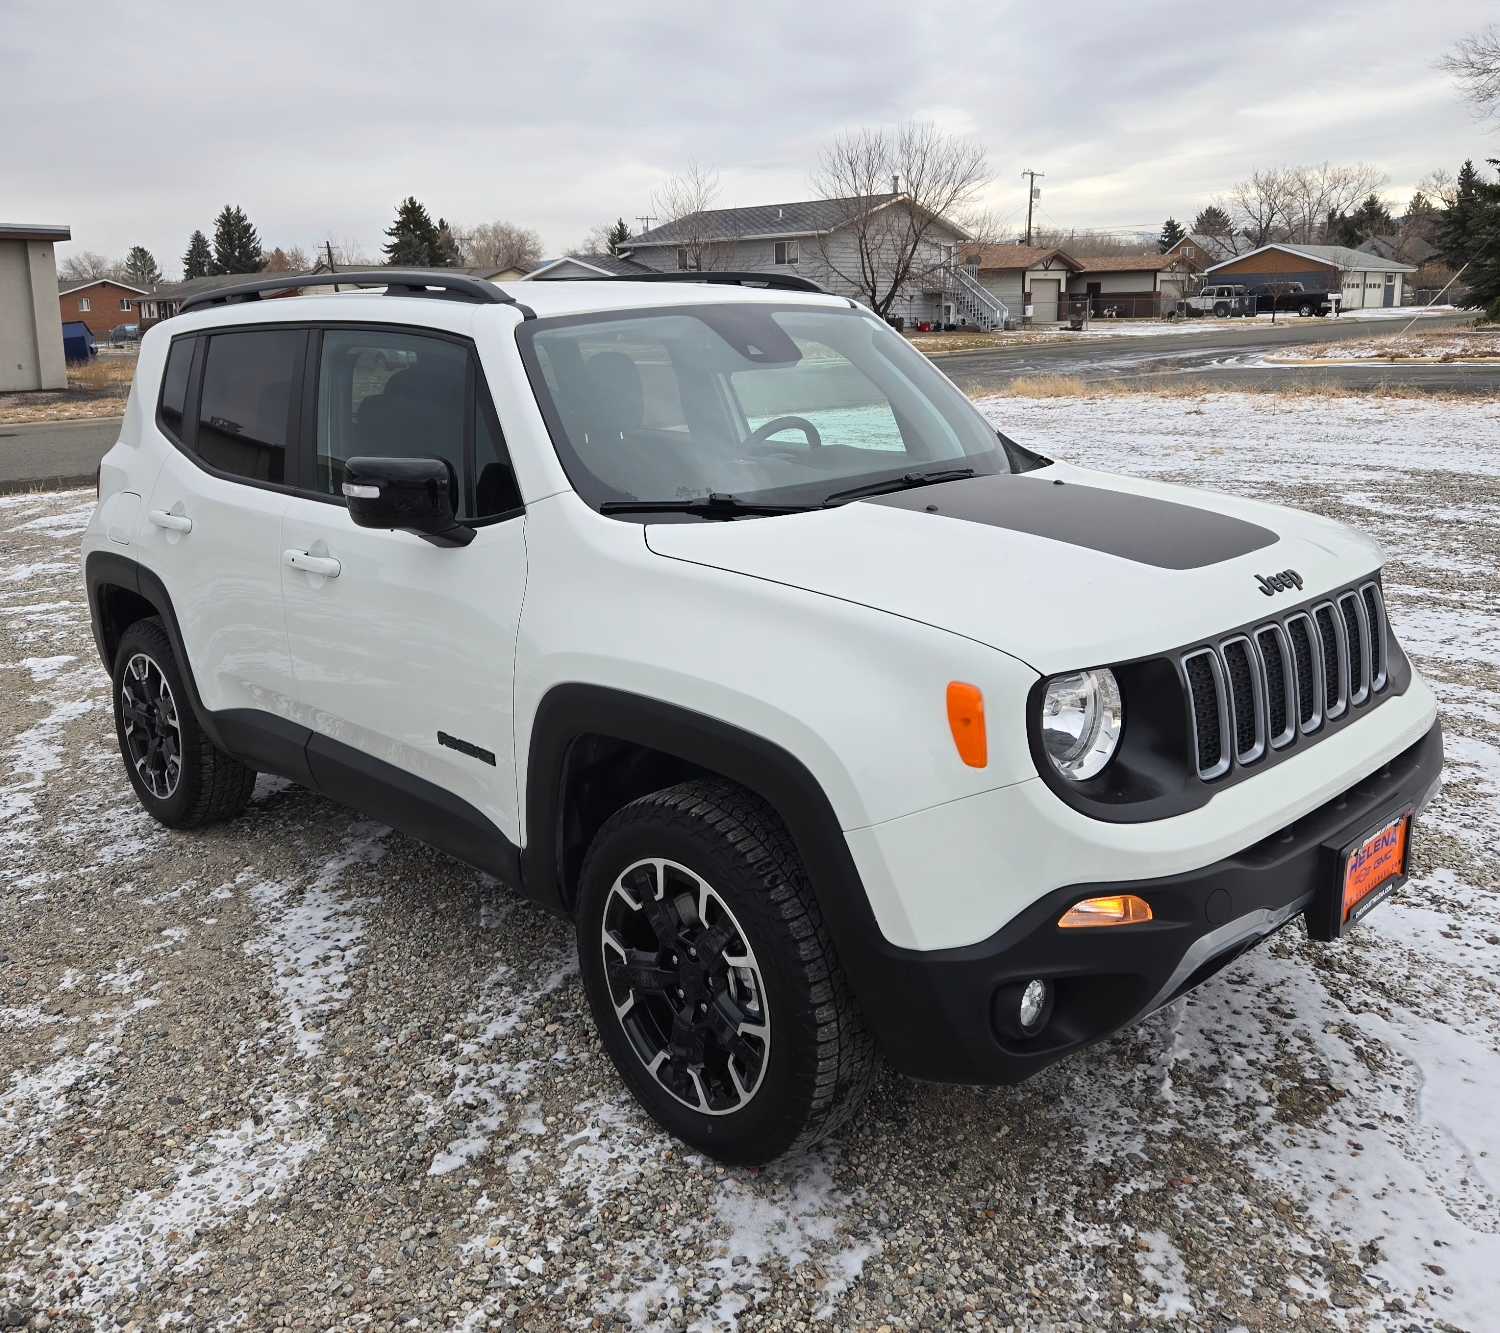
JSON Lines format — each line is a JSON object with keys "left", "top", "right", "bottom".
{"left": 606, "top": 217, "right": 632, "bottom": 255}
{"left": 182, "top": 230, "right": 213, "bottom": 280}
{"left": 1323, "top": 210, "right": 1362, "bottom": 247}
{"left": 1157, "top": 217, "right": 1185, "bottom": 253}
{"left": 210, "top": 205, "right": 264, "bottom": 274}
{"left": 434, "top": 217, "right": 462, "bottom": 268}
{"left": 1347, "top": 193, "right": 1394, "bottom": 241}
{"left": 1440, "top": 160, "right": 1482, "bottom": 270}
{"left": 1191, "top": 204, "right": 1233, "bottom": 239}
{"left": 383, "top": 197, "right": 442, "bottom": 266}
{"left": 122, "top": 245, "right": 162, "bottom": 288}
{"left": 1459, "top": 162, "right": 1500, "bottom": 311}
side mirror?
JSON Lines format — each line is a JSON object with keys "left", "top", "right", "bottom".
{"left": 341, "top": 456, "right": 475, "bottom": 548}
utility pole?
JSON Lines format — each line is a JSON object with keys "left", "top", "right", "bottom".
{"left": 1021, "top": 169, "right": 1045, "bottom": 245}
{"left": 635, "top": 215, "right": 658, "bottom": 234}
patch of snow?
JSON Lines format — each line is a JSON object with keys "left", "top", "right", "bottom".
{"left": 1136, "top": 1229, "right": 1196, "bottom": 1320}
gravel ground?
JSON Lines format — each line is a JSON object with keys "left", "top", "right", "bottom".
{"left": 2, "top": 392, "right": 1498, "bottom": 1332}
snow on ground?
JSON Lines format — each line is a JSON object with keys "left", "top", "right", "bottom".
{"left": 2, "top": 395, "right": 1499, "bottom": 1330}
{"left": 1265, "top": 328, "right": 1500, "bottom": 364}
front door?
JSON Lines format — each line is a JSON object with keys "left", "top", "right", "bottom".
{"left": 1030, "top": 278, "right": 1061, "bottom": 323}
{"left": 1383, "top": 275, "right": 1396, "bottom": 307}
{"left": 279, "top": 325, "right": 528, "bottom": 846}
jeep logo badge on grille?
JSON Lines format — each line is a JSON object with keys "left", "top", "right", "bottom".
{"left": 1255, "top": 569, "right": 1304, "bottom": 597}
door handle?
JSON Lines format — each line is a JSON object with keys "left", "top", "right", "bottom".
{"left": 148, "top": 509, "right": 192, "bottom": 533}
{"left": 283, "top": 549, "right": 342, "bottom": 579}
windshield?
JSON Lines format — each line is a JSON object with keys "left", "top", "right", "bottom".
{"left": 517, "top": 303, "right": 1009, "bottom": 516}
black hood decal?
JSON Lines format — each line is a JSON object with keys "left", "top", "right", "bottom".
{"left": 863, "top": 474, "right": 1277, "bottom": 570}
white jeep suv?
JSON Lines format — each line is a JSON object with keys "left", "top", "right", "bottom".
{"left": 82, "top": 270, "right": 1442, "bottom": 1164}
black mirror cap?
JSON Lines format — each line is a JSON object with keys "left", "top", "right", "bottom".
{"left": 342, "top": 456, "right": 475, "bottom": 547}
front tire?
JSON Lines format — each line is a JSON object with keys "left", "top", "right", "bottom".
{"left": 1213, "top": 302, "right": 1229, "bottom": 317}
{"left": 112, "top": 618, "right": 257, "bottom": 828}
{"left": 576, "top": 780, "right": 876, "bottom": 1164}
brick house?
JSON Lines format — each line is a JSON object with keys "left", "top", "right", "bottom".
{"left": 57, "top": 278, "right": 148, "bottom": 336}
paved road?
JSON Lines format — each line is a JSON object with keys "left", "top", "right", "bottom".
{"left": 0, "top": 314, "right": 1492, "bottom": 491}
{"left": 935, "top": 311, "right": 1499, "bottom": 393}
{"left": 0, "top": 415, "right": 120, "bottom": 492}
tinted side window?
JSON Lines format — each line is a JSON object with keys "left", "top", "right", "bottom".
{"left": 158, "top": 337, "right": 194, "bottom": 443}
{"left": 474, "top": 387, "right": 522, "bottom": 517}
{"left": 195, "top": 330, "right": 303, "bottom": 484}
{"left": 315, "top": 329, "right": 467, "bottom": 508}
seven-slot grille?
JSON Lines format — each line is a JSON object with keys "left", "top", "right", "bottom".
{"left": 1182, "top": 581, "right": 1389, "bottom": 780}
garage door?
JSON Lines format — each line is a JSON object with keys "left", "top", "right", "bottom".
{"left": 1029, "top": 279, "right": 1061, "bottom": 323}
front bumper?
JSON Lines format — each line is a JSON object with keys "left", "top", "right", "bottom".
{"left": 852, "top": 720, "right": 1442, "bottom": 1084}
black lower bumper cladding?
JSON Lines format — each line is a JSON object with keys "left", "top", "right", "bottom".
{"left": 856, "top": 720, "right": 1443, "bottom": 1085}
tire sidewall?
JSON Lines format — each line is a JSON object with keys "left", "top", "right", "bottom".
{"left": 576, "top": 812, "right": 819, "bottom": 1163}
{"left": 112, "top": 621, "right": 202, "bottom": 826}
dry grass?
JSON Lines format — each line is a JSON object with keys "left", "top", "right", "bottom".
{"left": 975, "top": 374, "right": 1482, "bottom": 403}
{"left": 67, "top": 353, "right": 138, "bottom": 391}
{"left": 0, "top": 351, "right": 136, "bottom": 425}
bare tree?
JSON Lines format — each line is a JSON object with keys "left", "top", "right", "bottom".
{"left": 650, "top": 162, "right": 724, "bottom": 270}
{"left": 58, "top": 250, "right": 119, "bottom": 284}
{"left": 452, "top": 220, "right": 544, "bottom": 271}
{"left": 1228, "top": 169, "right": 1289, "bottom": 248}
{"left": 1441, "top": 24, "right": 1500, "bottom": 118}
{"left": 1223, "top": 162, "right": 1387, "bottom": 247}
{"left": 810, "top": 123, "right": 989, "bottom": 316}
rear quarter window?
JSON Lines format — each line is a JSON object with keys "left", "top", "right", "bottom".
{"left": 158, "top": 337, "right": 194, "bottom": 444}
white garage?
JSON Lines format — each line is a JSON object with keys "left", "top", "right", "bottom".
{"left": 0, "top": 221, "right": 70, "bottom": 392}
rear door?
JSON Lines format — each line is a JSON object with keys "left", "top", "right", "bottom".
{"left": 278, "top": 323, "right": 527, "bottom": 844}
{"left": 141, "top": 326, "right": 303, "bottom": 719}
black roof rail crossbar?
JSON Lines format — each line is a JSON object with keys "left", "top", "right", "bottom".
{"left": 177, "top": 270, "right": 519, "bottom": 315}
{"left": 583, "top": 271, "right": 825, "bottom": 294}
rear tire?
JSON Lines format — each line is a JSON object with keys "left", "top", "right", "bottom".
{"left": 112, "top": 618, "right": 257, "bottom": 828}
{"left": 576, "top": 779, "right": 877, "bottom": 1164}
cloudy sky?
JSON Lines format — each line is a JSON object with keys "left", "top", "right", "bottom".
{"left": 4, "top": 0, "right": 1492, "bottom": 276}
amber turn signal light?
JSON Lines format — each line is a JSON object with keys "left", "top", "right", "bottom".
{"left": 946, "top": 682, "right": 987, "bottom": 768}
{"left": 1057, "top": 894, "right": 1153, "bottom": 928}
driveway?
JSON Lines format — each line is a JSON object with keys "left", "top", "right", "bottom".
{"left": 3, "top": 389, "right": 1497, "bottom": 1331}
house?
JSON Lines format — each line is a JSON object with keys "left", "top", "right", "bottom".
{"left": 1163, "top": 231, "right": 1241, "bottom": 272}
{"left": 619, "top": 193, "right": 996, "bottom": 327}
{"left": 1069, "top": 254, "right": 1190, "bottom": 318}
{"left": 137, "top": 272, "right": 307, "bottom": 328}
{"left": 1203, "top": 243, "right": 1417, "bottom": 309}
{"left": 524, "top": 253, "right": 654, "bottom": 280}
{"left": 57, "top": 277, "right": 148, "bottom": 336}
{"left": 959, "top": 245, "right": 1085, "bottom": 324}
{"left": 0, "top": 220, "right": 69, "bottom": 391}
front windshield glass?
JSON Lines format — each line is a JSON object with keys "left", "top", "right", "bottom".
{"left": 517, "top": 303, "right": 1009, "bottom": 513}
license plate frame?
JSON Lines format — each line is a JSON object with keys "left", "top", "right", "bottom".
{"left": 1314, "top": 807, "right": 1413, "bottom": 939}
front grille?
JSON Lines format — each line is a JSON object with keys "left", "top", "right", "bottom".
{"left": 1180, "top": 580, "right": 1388, "bottom": 781}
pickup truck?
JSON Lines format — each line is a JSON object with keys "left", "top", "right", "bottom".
{"left": 1252, "top": 282, "right": 1340, "bottom": 317}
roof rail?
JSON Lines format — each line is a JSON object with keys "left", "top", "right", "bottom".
{"left": 177, "top": 270, "right": 520, "bottom": 316}
{"left": 589, "top": 271, "right": 825, "bottom": 294}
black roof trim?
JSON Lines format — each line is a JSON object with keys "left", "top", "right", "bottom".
{"left": 579, "top": 271, "right": 826, "bottom": 294}
{"left": 177, "top": 270, "right": 522, "bottom": 315}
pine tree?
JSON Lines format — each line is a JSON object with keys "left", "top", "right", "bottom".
{"left": 1348, "top": 193, "right": 1394, "bottom": 242}
{"left": 1157, "top": 217, "right": 1185, "bottom": 253}
{"left": 182, "top": 230, "right": 213, "bottom": 280}
{"left": 210, "top": 205, "right": 264, "bottom": 274}
{"left": 1191, "top": 205, "right": 1233, "bottom": 239}
{"left": 383, "top": 197, "right": 442, "bottom": 266}
{"left": 434, "top": 217, "right": 462, "bottom": 268}
{"left": 1459, "top": 162, "right": 1500, "bottom": 311}
{"left": 606, "top": 217, "right": 632, "bottom": 255}
{"left": 1440, "top": 160, "right": 1482, "bottom": 270}
{"left": 122, "top": 245, "right": 162, "bottom": 288}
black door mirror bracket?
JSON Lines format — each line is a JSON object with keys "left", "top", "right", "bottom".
{"left": 342, "top": 457, "right": 475, "bottom": 547}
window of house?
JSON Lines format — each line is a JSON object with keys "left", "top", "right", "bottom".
{"left": 195, "top": 329, "right": 304, "bottom": 485}
{"left": 314, "top": 328, "right": 521, "bottom": 520}
{"left": 1385, "top": 273, "right": 1396, "bottom": 283}
{"left": 79, "top": 297, "right": 91, "bottom": 312}
{"left": 774, "top": 240, "right": 799, "bottom": 266}
{"left": 120, "top": 298, "right": 132, "bottom": 311}
{"left": 158, "top": 337, "right": 194, "bottom": 444}
{"left": 676, "top": 247, "right": 691, "bottom": 271}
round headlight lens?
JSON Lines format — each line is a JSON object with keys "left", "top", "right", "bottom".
{"left": 1040, "top": 668, "right": 1123, "bottom": 781}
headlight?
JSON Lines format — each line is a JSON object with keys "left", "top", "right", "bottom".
{"left": 1040, "top": 669, "right": 1122, "bottom": 781}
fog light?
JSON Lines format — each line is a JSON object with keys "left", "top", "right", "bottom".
{"left": 1019, "top": 979, "right": 1049, "bottom": 1032}
{"left": 1058, "top": 894, "right": 1153, "bottom": 929}
{"left": 993, "top": 977, "right": 1054, "bottom": 1041}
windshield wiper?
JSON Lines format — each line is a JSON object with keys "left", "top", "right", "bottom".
{"left": 599, "top": 492, "right": 815, "bottom": 519}
{"left": 821, "top": 467, "right": 976, "bottom": 507}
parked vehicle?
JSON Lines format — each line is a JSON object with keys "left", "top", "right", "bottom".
{"left": 83, "top": 270, "right": 1443, "bottom": 1164}
{"left": 1252, "top": 283, "right": 1340, "bottom": 317}
{"left": 1184, "top": 283, "right": 1255, "bottom": 317}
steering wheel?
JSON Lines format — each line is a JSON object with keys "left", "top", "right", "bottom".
{"left": 747, "top": 415, "right": 823, "bottom": 450}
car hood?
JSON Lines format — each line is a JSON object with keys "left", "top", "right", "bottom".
{"left": 642, "top": 463, "right": 1385, "bottom": 675}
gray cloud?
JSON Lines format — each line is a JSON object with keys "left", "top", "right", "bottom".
{"left": 3, "top": 0, "right": 1491, "bottom": 275}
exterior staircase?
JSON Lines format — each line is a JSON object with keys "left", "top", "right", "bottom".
{"left": 937, "top": 262, "right": 1009, "bottom": 331}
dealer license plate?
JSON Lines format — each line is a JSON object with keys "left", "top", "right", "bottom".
{"left": 1338, "top": 811, "right": 1411, "bottom": 931}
